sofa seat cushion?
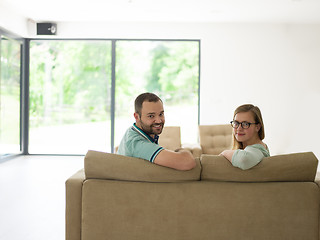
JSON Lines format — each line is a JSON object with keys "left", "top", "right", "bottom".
{"left": 201, "top": 152, "right": 318, "bottom": 182}
{"left": 84, "top": 150, "right": 201, "bottom": 182}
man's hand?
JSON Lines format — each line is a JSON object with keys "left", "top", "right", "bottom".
{"left": 154, "top": 149, "right": 196, "bottom": 170}
{"left": 174, "top": 148, "right": 191, "bottom": 153}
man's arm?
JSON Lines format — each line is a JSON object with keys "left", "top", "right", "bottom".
{"left": 153, "top": 149, "right": 196, "bottom": 170}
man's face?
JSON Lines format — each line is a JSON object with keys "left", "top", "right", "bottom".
{"left": 134, "top": 100, "right": 165, "bottom": 137}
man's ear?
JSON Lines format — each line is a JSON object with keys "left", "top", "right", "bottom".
{"left": 134, "top": 112, "right": 140, "bottom": 121}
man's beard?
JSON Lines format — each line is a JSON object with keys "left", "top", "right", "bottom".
{"left": 139, "top": 120, "right": 164, "bottom": 136}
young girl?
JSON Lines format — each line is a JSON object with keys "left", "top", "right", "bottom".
{"left": 220, "top": 104, "right": 270, "bottom": 170}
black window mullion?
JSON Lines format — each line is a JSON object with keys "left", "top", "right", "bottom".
{"left": 21, "top": 39, "right": 30, "bottom": 155}
{"left": 110, "top": 40, "right": 116, "bottom": 153}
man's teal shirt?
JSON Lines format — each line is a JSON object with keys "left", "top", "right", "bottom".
{"left": 117, "top": 123, "right": 164, "bottom": 163}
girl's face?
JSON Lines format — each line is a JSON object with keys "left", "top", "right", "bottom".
{"left": 233, "top": 111, "right": 261, "bottom": 147}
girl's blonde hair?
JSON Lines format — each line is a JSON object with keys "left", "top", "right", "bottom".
{"left": 232, "top": 104, "right": 265, "bottom": 150}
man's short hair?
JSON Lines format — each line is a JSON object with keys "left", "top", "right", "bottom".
{"left": 135, "top": 92, "right": 162, "bottom": 116}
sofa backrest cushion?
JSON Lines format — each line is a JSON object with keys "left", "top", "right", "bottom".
{"left": 84, "top": 150, "right": 201, "bottom": 182}
{"left": 201, "top": 152, "right": 318, "bottom": 182}
{"left": 158, "top": 126, "right": 181, "bottom": 151}
{"left": 199, "top": 124, "right": 232, "bottom": 155}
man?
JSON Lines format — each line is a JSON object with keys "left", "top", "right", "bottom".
{"left": 117, "top": 92, "right": 196, "bottom": 170}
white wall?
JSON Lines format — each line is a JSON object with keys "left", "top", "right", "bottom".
{"left": 2, "top": 16, "right": 320, "bottom": 159}
{"left": 199, "top": 24, "right": 320, "bottom": 159}
{"left": 0, "top": 3, "right": 29, "bottom": 37}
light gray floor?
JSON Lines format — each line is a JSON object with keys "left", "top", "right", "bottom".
{"left": 0, "top": 155, "right": 84, "bottom": 240}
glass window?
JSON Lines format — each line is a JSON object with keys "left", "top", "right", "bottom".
{"left": 114, "top": 40, "right": 199, "bottom": 147}
{"left": 29, "top": 40, "right": 112, "bottom": 154}
{"left": 28, "top": 39, "right": 199, "bottom": 154}
{"left": 0, "top": 35, "right": 21, "bottom": 156}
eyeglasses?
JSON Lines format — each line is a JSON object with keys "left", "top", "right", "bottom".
{"left": 230, "top": 121, "right": 258, "bottom": 129}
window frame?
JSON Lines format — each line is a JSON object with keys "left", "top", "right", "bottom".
{"left": 0, "top": 28, "right": 24, "bottom": 161}
{"left": 2, "top": 35, "right": 200, "bottom": 156}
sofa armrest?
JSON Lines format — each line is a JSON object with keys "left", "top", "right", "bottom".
{"left": 66, "top": 169, "right": 85, "bottom": 240}
{"left": 315, "top": 172, "right": 320, "bottom": 187}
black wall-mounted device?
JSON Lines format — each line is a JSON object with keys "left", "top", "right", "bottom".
{"left": 37, "top": 23, "right": 57, "bottom": 35}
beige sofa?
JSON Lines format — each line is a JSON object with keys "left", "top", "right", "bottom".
{"left": 158, "top": 126, "right": 202, "bottom": 158}
{"left": 198, "top": 124, "right": 232, "bottom": 155}
{"left": 66, "top": 150, "right": 320, "bottom": 240}
{"left": 159, "top": 124, "right": 232, "bottom": 157}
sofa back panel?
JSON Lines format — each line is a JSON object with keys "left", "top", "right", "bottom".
{"left": 199, "top": 124, "right": 232, "bottom": 155}
{"left": 201, "top": 152, "right": 318, "bottom": 182}
{"left": 81, "top": 180, "right": 320, "bottom": 240}
{"left": 84, "top": 150, "right": 201, "bottom": 182}
{"left": 65, "top": 169, "right": 85, "bottom": 240}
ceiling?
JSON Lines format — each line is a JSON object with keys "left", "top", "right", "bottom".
{"left": 2, "top": 0, "right": 320, "bottom": 23}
